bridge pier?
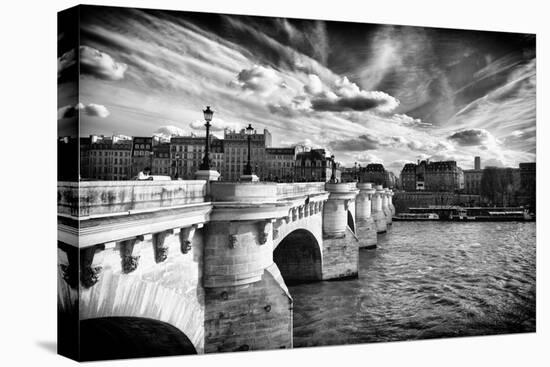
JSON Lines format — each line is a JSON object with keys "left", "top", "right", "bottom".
{"left": 203, "top": 183, "right": 293, "bottom": 353}
{"left": 388, "top": 189, "right": 396, "bottom": 217}
{"left": 383, "top": 188, "right": 393, "bottom": 226}
{"left": 355, "top": 183, "right": 377, "bottom": 249}
{"left": 372, "top": 185, "right": 387, "bottom": 234}
{"left": 322, "top": 183, "right": 360, "bottom": 279}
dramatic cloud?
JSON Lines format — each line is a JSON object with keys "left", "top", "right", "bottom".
{"left": 74, "top": 8, "right": 535, "bottom": 168}
{"left": 303, "top": 74, "right": 324, "bottom": 95}
{"left": 447, "top": 128, "right": 495, "bottom": 146}
{"left": 354, "top": 152, "right": 383, "bottom": 165}
{"left": 308, "top": 76, "right": 400, "bottom": 113}
{"left": 80, "top": 103, "right": 110, "bottom": 118}
{"left": 153, "top": 125, "right": 187, "bottom": 141}
{"left": 391, "top": 114, "right": 432, "bottom": 127}
{"left": 329, "top": 134, "right": 381, "bottom": 151}
{"left": 58, "top": 49, "right": 76, "bottom": 78}
{"left": 80, "top": 45, "right": 128, "bottom": 80}
{"left": 155, "top": 125, "right": 186, "bottom": 136}
{"left": 235, "top": 65, "right": 284, "bottom": 94}
{"left": 57, "top": 102, "right": 110, "bottom": 119}
{"left": 190, "top": 117, "right": 242, "bottom": 132}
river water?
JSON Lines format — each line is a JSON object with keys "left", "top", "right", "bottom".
{"left": 289, "top": 222, "right": 536, "bottom": 347}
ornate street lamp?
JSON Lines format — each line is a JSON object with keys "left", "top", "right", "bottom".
{"left": 199, "top": 106, "right": 214, "bottom": 170}
{"left": 244, "top": 123, "right": 254, "bottom": 175}
{"left": 330, "top": 154, "right": 336, "bottom": 183}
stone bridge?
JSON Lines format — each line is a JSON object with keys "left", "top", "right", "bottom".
{"left": 57, "top": 180, "right": 395, "bottom": 361}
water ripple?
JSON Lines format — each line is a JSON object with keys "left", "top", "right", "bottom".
{"left": 289, "top": 222, "right": 536, "bottom": 347}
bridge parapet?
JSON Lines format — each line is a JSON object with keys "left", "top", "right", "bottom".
{"left": 275, "top": 182, "right": 327, "bottom": 200}
{"left": 58, "top": 180, "right": 208, "bottom": 218}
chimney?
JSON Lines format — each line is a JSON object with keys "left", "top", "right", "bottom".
{"left": 474, "top": 156, "right": 481, "bottom": 170}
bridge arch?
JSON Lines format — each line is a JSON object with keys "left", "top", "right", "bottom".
{"left": 273, "top": 229, "right": 322, "bottom": 284}
{"left": 80, "top": 317, "right": 197, "bottom": 361}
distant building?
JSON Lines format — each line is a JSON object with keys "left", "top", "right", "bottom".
{"left": 265, "top": 146, "right": 303, "bottom": 182}
{"left": 131, "top": 137, "right": 154, "bottom": 178}
{"left": 425, "top": 160, "right": 463, "bottom": 192}
{"left": 170, "top": 135, "right": 207, "bottom": 179}
{"left": 152, "top": 143, "right": 171, "bottom": 176}
{"left": 399, "top": 159, "right": 463, "bottom": 192}
{"left": 464, "top": 169, "right": 483, "bottom": 194}
{"left": 88, "top": 135, "right": 132, "bottom": 180}
{"left": 223, "top": 128, "right": 271, "bottom": 181}
{"left": 210, "top": 138, "right": 225, "bottom": 176}
{"left": 295, "top": 149, "right": 337, "bottom": 182}
{"left": 361, "top": 163, "right": 387, "bottom": 186}
{"left": 400, "top": 163, "right": 417, "bottom": 191}
{"left": 80, "top": 137, "right": 91, "bottom": 179}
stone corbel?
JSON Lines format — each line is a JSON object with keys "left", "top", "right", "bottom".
{"left": 291, "top": 207, "right": 298, "bottom": 222}
{"left": 119, "top": 235, "right": 144, "bottom": 274}
{"left": 80, "top": 244, "right": 105, "bottom": 288}
{"left": 58, "top": 244, "right": 78, "bottom": 289}
{"left": 179, "top": 225, "right": 197, "bottom": 254}
{"left": 257, "top": 220, "right": 271, "bottom": 245}
{"left": 228, "top": 234, "right": 238, "bottom": 249}
{"left": 298, "top": 205, "right": 304, "bottom": 219}
{"left": 153, "top": 229, "right": 174, "bottom": 263}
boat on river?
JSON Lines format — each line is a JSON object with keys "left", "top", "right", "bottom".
{"left": 393, "top": 213, "right": 440, "bottom": 221}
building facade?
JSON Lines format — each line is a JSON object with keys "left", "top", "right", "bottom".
{"left": 152, "top": 143, "right": 171, "bottom": 176}
{"left": 464, "top": 169, "right": 483, "bottom": 194}
{"left": 399, "top": 159, "right": 464, "bottom": 192}
{"left": 265, "top": 146, "right": 303, "bottom": 182}
{"left": 223, "top": 128, "right": 271, "bottom": 181}
{"left": 131, "top": 137, "right": 154, "bottom": 178}
{"left": 295, "top": 149, "right": 337, "bottom": 182}
{"left": 400, "top": 163, "right": 417, "bottom": 191}
{"left": 170, "top": 136, "right": 206, "bottom": 179}
{"left": 360, "top": 164, "right": 386, "bottom": 186}
{"left": 86, "top": 135, "right": 132, "bottom": 180}
{"left": 425, "top": 161, "right": 463, "bottom": 192}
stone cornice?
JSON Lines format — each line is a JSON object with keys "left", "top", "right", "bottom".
{"left": 58, "top": 202, "right": 212, "bottom": 248}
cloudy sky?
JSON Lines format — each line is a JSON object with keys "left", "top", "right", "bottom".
{"left": 57, "top": 5, "right": 536, "bottom": 172}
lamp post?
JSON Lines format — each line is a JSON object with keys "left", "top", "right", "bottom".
{"left": 244, "top": 123, "right": 254, "bottom": 175}
{"left": 199, "top": 106, "right": 214, "bottom": 170}
{"left": 354, "top": 161, "right": 358, "bottom": 181}
{"left": 330, "top": 154, "right": 336, "bottom": 183}
{"left": 358, "top": 163, "right": 362, "bottom": 182}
